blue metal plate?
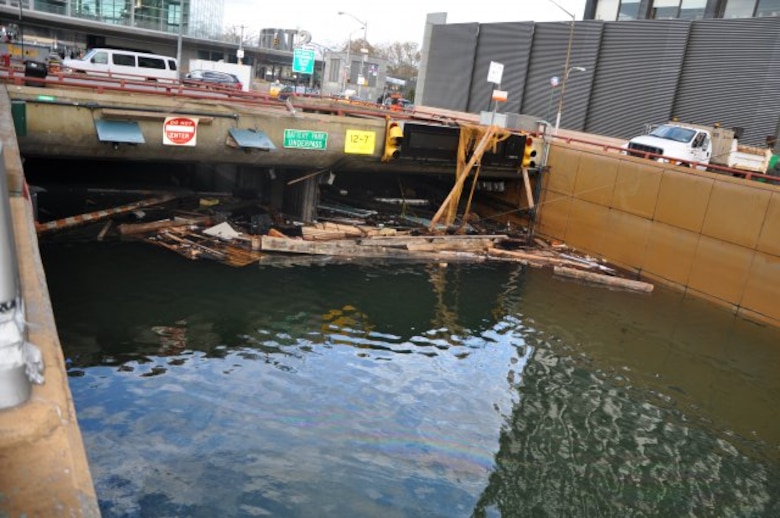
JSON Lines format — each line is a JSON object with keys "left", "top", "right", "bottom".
{"left": 228, "top": 128, "right": 276, "bottom": 151}
{"left": 94, "top": 120, "right": 145, "bottom": 144}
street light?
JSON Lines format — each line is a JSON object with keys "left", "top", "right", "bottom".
{"left": 339, "top": 11, "right": 368, "bottom": 97}
{"left": 555, "top": 66, "right": 586, "bottom": 131}
{"left": 546, "top": 0, "right": 577, "bottom": 133}
{"left": 341, "top": 26, "right": 364, "bottom": 95}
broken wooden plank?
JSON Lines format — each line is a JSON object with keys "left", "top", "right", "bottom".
{"left": 553, "top": 266, "right": 654, "bottom": 293}
{"left": 36, "top": 193, "right": 178, "bottom": 235}
{"left": 260, "top": 236, "right": 443, "bottom": 259}
{"left": 522, "top": 167, "right": 535, "bottom": 209}
{"left": 96, "top": 220, "right": 113, "bottom": 241}
{"left": 405, "top": 238, "right": 496, "bottom": 252}
{"left": 117, "top": 215, "right": 211, "bottom": 236}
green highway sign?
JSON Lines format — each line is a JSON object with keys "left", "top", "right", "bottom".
{"left": 283, "top": 129, "right": 328, "bottom": 150}
{"left": 292, "top": 48, "right": 315, "bottom": 74}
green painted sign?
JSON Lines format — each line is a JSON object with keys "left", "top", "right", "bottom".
{"left": 292, "top": 48, "right": 315, "bottom": 74}
{"left": 283, "top": 129, "right": 328, "bottom": 150}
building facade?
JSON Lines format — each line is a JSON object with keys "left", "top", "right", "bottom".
{"left": 417, "top": 13, "right": 780, "bottom": 146}
{"left": 583, "top": 0, "right": 780, "bottom": 20}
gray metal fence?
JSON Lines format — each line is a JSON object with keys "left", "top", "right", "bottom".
{"left": 422, "top": 17, "right": 780, "bottom": 145}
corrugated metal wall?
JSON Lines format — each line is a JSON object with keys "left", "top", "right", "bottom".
{"left": 586, "top": 19, "right": 691, "bottom": 138}
{"left": 423, "top": 17, "right": 780, "bottom": 145}
{"left": 522, "top": 21, "right": 603, "bottom": 128}
{"left": 673, "top": 17, "right": 780, "bottom": 145}
{"left": 419, "top": 23, "right": 479, "bottom": 111}
{"left": 466, "top": 22, "right": 534, "bottom": 114}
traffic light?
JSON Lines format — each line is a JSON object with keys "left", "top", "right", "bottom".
{"left": 522, "top": 135, "right": 537, "bottom": 169}
{"left": 382, "top": 120, "right": 403, "bottom": 162}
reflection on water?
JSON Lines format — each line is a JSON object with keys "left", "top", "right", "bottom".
{"left": 41, "top": 240, "right": 780, "bottom": 517}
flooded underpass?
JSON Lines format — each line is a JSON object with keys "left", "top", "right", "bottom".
{"left": 26, "top": 158, "right": 780, "bottom": 516}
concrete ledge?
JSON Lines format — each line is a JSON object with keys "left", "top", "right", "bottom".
{"left": 1, "top": 87, "right": 100, "bottom": 517}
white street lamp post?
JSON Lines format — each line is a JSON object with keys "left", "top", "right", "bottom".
{"left": 546, "top": 0, "right": 579, "bottom": 133}
{"left": 555, "top": 66, "right": 586, "bottom": 131}
{"left": 339, "top": 11, "right": 368, "bottom": 98}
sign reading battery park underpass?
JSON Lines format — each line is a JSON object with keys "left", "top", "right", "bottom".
{"left": 283, "top": 129, "right": 328, "bottom": 150}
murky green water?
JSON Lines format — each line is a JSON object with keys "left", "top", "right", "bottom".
{"left": 40, "top": 239, "right": 780, "bottom": 517}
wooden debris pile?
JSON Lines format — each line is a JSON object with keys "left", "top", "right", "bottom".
{"left": 37, "top": 191, "right": 654, "bottom": 293}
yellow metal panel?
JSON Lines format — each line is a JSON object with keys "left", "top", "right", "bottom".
{"left": 545, "top": 145, "right": 580, "bottom": 195}
{"left": 602, "top": 210, "right": 651, "bottom": 269}
{"left": 655, "top": 170, "right": 714, "bottom": 233}
{"left": 537, "top": 190, "right": 571, "bottom": 240}
{"left": 701, "top": 181, "right": 770, "bottom": 249}
{"left": 565, "top": 198, "right": 609, "bottom": 253}
{"left": 756, "top": 191, "right": 780, "bottom": 256}
{"left": 740, "top": 251, "right": 780, "bottom": 323}
{"left": 642, "top": 222, "right": 699, "bottom": 286}
{"left": 611, "top": 160, "right": 662, "bottom": 219}
{"left": 573, "top": 152, "right": 618, "bottom": 206}
{"left": 688, "top": 236, "right": 753, "bottom": 306}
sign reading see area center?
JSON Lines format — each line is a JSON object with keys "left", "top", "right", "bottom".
{"left": 163, "top": 117, "right": 198, "bottom": 146}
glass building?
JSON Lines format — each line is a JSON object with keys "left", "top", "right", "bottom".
{"left": 584, "top": 0, "right": 780, "bottom": 20}
{"left": 3, "top": 0, "right": 225, "bottom": 39}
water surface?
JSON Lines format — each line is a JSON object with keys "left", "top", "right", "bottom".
{"left": 41, "top": 239, "right": 780, "bottom": 517}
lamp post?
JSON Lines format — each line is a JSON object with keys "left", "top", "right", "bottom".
{"left": 339, "top": 11, "right": 368, "bottom": 98}
{"left": 555, "top": 66, "right": 586, "bottom": 131}
{"left": 341, "top": 27, "right": 364, "bottom": 95}
{"left": 546, "top": 0, "right": 578, "bottom": 133}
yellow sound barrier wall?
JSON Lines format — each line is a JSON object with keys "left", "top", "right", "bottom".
{"left": 537, "top": 143, "right": 780, "bottom": 327}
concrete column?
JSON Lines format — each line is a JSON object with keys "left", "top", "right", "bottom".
{"left": 415, "top": 12, "right": 447, "bottom": 107}
{"left": 284, "top": 172, "right": 318, "bottom": 223}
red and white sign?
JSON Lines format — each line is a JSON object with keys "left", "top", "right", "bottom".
{"left": 163, "top": 117, "right": 198, "bottom": 146}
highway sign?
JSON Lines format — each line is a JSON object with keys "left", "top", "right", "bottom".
{"left": 284, "top": 129, "right": 328, "bottom": 150}
{"left": 292, "top": 48, "right": 315, "bottom": 74}
{"left": 163, "top": 117, "right": 198, "bottom": 146}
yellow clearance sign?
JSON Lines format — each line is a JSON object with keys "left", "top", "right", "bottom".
{"left": 344, "top": 130, "right": 376, "bottom": 155}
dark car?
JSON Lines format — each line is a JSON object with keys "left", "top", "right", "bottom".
{"left": 183, "top": 70, "right": 242, "bottom": 90}
{"left": 277, "top": 85, "right": 295, "bottom": 101}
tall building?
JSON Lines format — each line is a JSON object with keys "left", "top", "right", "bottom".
{"left": 583, "top": 0, "right": 780, "bottom": 21}
{"left": 2, "top": 0, "right": 224, "bottom": 40}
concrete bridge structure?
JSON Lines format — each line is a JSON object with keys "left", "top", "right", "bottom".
{"left": 1, "top": 74, "right": 779, "bottom": 515}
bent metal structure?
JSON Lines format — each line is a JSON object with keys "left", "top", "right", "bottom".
{"left": 0, "top": 73, "right": 778, "bottom": 513}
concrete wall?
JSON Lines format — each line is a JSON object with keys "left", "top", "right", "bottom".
{"left": 0, "top": 89, "right": 100, "bottom": 516}
{"left": 537, "top": 142, "right": 780, "bottom": 327}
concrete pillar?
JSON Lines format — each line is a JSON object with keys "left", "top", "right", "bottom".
{"left": 415, "top": 12, "right": 447, "bottom": 107}
{"left": 284, "top": 172, "right": 318, "bottom": 223}
{"left": 268, "top": 168, "right": 285, "bottom": 211}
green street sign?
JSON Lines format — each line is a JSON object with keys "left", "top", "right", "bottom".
{"left": 283, "top": 129, "right": 328, "bottom": 150}
{"left": 292, "top": 48, "right": 315, "bottom": 74}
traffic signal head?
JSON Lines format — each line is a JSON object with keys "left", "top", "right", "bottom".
{"left": 382, "top": 120, "right": 403, "bottom": 162}
{"left": 522, "top": 135, "right": 537, "bottom": 169}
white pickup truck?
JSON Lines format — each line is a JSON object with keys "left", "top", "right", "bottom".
{"left": 624, "top": 122, "right": 772, "bottom": 174}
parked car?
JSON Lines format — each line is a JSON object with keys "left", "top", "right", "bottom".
{"left": 182, "top": 70, "right": 242, "bottom": 90}
{"left": 277, "top": 85, "right": 295, "bottom": 101}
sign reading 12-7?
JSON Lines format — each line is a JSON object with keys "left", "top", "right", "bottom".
{"left": 284, "top": 129, "right": 328, "bottom": 150}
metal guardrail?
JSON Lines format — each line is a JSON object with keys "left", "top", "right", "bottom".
{"left": 0, "top": 142, "right": 44, "bottom": 410}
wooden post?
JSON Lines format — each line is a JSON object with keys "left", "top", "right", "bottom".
{"left": 522, "top": 167, "right": 534, "bottom": 209}
{"left": 553, "top": 266, "right": 654, "bottom": 293}
{"left": 429, "top": 125, "right": 498, "bottom": 230}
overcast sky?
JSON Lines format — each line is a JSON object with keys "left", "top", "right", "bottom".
{"left": 224, "top": 0, "right": 587, "bottom": 48}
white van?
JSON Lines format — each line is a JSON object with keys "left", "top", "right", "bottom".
{"left": 63, "top": 48, "right": 178, "bottom": 82}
